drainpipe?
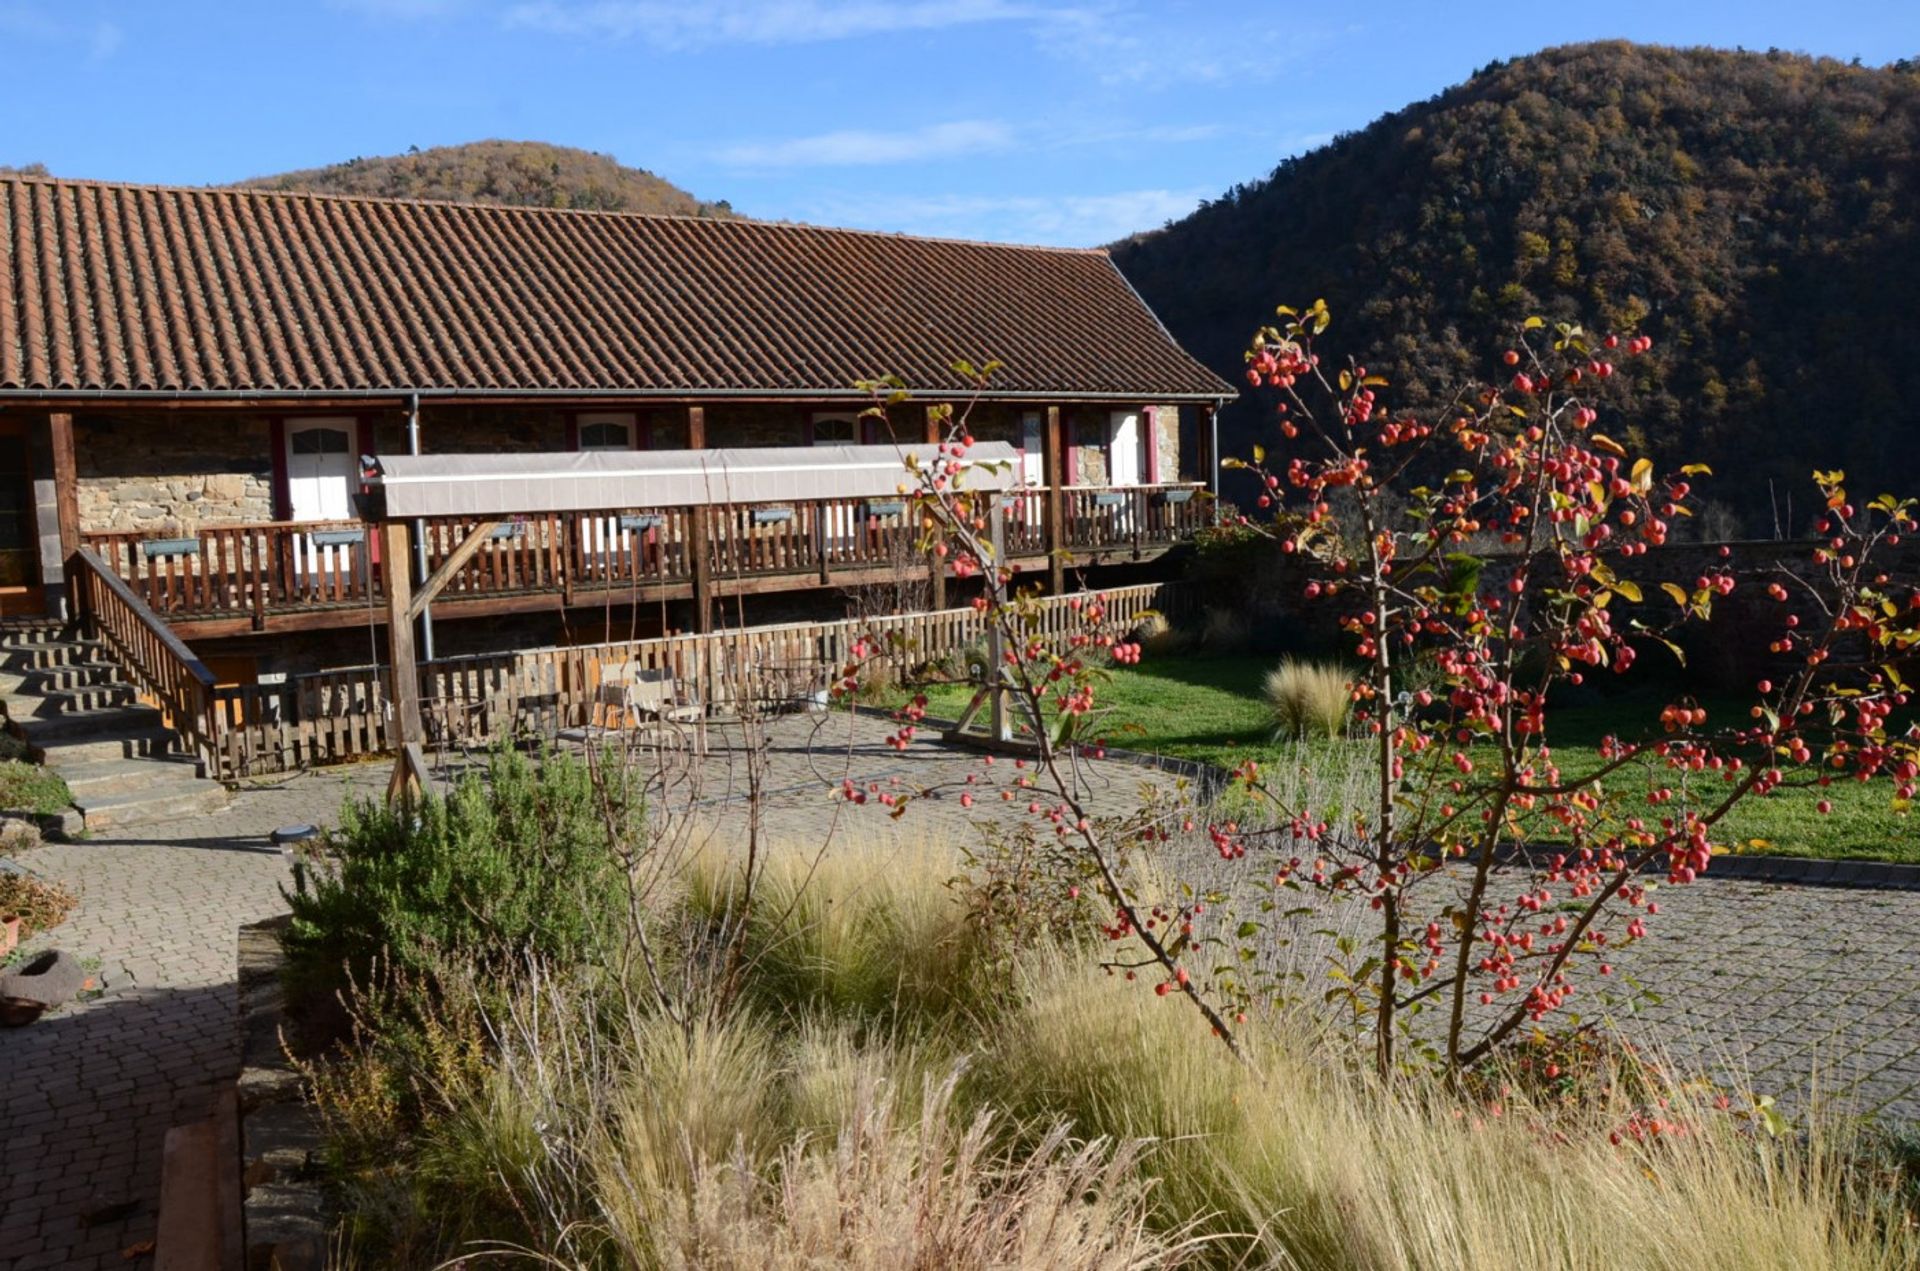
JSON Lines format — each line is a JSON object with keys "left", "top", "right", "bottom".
{"left": 407, "top": 393, "right": 435, "bottom": 662}
{"left": 1210, "top": 397, "right": 1226, "bottom": 524}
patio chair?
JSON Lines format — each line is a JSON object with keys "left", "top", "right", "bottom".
{"left": 596, "top": 664, "right": 707, "bottom": 754}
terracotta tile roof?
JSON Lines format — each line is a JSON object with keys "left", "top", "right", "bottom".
{"left": 0, "top": 175, "right": 1233, "bottom": 401}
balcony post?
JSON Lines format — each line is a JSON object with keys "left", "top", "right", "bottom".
{"left": 1043, "top": 405, "right": 1066, "bottom": 595}
{"left": 1199, "top": 402, "right": 1220, "bottom": 524}
{"left": 925, "top": 404, "right": 947, "bottom": 609}
{"left": 380, "top": 519, "right": 425, "bottom": 761}
{"left": 687, "top": 405, "right": 713, "bottom": 632}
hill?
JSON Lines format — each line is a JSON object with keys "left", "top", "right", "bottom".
{"left": 1114, "top": 42, "right": 1920, "bottom": 532}
{"left": 237, "top": 139, "right": 732, "bottom": 218}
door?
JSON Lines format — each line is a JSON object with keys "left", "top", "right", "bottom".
{"left": 0, "top": 424, "right": 41, "bottom": 610}
{"left": 811, "top": 414, "right": 865, "bottom": 558}
{"left": 576, "top": 413, "right": 645, "bottom": 576}
{"left": 1107, "top": 410, "right": 1143, "bottom": 486}
{"left": 283, "top": 418, "right": 359, "bottom": 593}
{"left": 1106, "top": 411, "right": 1143, "bottom": 537}
{"left": 285, "top": 418, "right": 356, "bottom": 521}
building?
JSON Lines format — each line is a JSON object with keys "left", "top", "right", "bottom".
{"left": 0, "top": 173, "right": 1233, "bottom": 688}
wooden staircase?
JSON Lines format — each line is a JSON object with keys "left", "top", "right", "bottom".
{"left": 0, "top": 622, "right": 229, "bottom": 833}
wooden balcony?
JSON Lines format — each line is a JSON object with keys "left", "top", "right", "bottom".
{"left": 79, "top": 483, "right": 1207, "bottom": 636}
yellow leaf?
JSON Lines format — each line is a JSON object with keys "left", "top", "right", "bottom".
{"left": 1680, "top": 463, "right": 1713, "bottom": 476}
{"left": 1590, "top": 433, "right": 1628, "bottom": 458}
{"left": 1252, "top": 443, "right": 1266, "bottom": 464}
{"left": 1523, "top": 316, "right": 1545, "bottom": 329}
{"left": 1611, "top": 580, "right": 1643, "bottom": 603}
{"left": 1630, "top": 457, "right": 1653, "bottom": 492}
{"left": 1660, "top": 582, "right": 1688, "bottom": 607}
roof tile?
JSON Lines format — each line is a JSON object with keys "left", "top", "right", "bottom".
{"left": 0, "top": 176, "right": 1233, "bottom": 401}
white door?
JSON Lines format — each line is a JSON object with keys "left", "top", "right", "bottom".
{"left": 1020, "top": 412, "right": 1045, "bottom": 485}
{"left": 812, "top": 414, "right": 863, "bottom": 557}
{"left": 285, "top": 419, "right": 356, "bottom": 520}
{"left": 284, "top": 418, "right": 358, "bottom": 591}
{"left": 577, "top": 412, "right": 642, "bottom": 575}
{"left": 1107, "top": 410, "right": 1142, "bottom": 486}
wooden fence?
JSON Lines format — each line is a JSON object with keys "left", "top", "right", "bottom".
{"left": 201, "top": 581, "right": 1186, "bottom": 779}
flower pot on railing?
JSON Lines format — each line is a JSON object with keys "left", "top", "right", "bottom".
{"left": 861, "top": 501, "right": 906, "bottom": 519}
{"left": 1091, "top": 492, "right": 1128, "bottom": 508}
{"left": 1157, "top": 488, "right": 1195, "bottom": 504}
{"left": 308, "top": 529, "right": 364, "bottom": 548}
{"left": 140, "top": 538, "right": 202, "bottom": 559}
{"left": 751, "top": 507, "right": 794, "bottom": 525}
{"left": 618, "top": 514, "right": 665, "bottom": 532}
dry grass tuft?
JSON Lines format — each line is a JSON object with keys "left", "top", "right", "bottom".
{"left": 1262, "top": 657, "right": 1352, "bottom": 740}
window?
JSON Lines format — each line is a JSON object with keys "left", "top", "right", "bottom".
{"left": 810, "top": 414, "right": 860, "bottom": 445}
{"left": 576, "top": 413, "right": 636, "bottom": 451}
{"left": 290, "top": 426, "right": 350, "bottom": 455}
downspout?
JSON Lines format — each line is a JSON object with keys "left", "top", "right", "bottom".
{"left": 407, "top": 392, "right": 435, "bottom": 662}
{"left": 1210, "top": 396, "right": 1226, "bottom": 524}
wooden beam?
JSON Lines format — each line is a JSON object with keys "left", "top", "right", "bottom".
{"left": 380, "top": 520, "right": 425, "bottom": 767}
{"left": 923, "top": 403, "right": 944, "bottom": 445}
{"left": 687, "top": 405, "right": 713, "bottom": 632}
{"left": 1043, "top": 405, "right": 1066, "bottom": 595}
{"left": 406, "top": 519, "right": 501, "bottom": 622}
{"left": 47, "top": 412, "right": 78, "bottom": 556}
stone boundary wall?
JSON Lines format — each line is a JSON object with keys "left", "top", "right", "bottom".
{"left": 235, "top": 916, "right": 326, "bottom": 1271}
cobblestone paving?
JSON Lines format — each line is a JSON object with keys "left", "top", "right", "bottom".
{"left": 0, "top": 767, "right": 390, "bottom": 1271}
{"left": 3, "top": 716, "right": 1918, "bottom": 1267}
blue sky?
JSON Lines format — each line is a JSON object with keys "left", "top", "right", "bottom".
{"left": 3, "top": 1, "right": 1916, "bottom": 246}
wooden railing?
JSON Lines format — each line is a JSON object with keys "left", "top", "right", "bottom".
{"left": 83, "top": 519, "right": 378, "bottom": 620}
{"left": 72, "top": 547, "right": 222, "bottom": 771}
{"left": 1062, "top": 483, "right": 1210, "bottom": 554}
{"left": 80, "top": 484, "right": 1207, "bottom": 626}
{"left": 201, "top": 581, "right": 1184, "bottom": 779}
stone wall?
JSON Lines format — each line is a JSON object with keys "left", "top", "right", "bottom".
{"left": 75, "top": 413, "right": 277, "bottom": 535}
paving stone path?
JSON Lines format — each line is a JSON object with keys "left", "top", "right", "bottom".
{"left": 2, "top": 715, "right": 1918, "bottom": 1267}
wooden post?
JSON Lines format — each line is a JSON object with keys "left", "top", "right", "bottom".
{"left": 924, "top": 403, "right": 944, "bottom": 445}
{"left": 381, "top": 520, "right": 425, "bottom": 798}
{"left": 47, "top": 412, "right": 78, "bottom": 556}
{"left": 987, "top": 501, "right": 1008, "bottom": 742}
{"left": 687, "top": 405, "right": 713, "bottom": 633}
{"left": 1043, "top": 405, "right": 1066, "bottom": 596}
{"left": 1198, "top": 402, "right": 1219, "bottom": 524}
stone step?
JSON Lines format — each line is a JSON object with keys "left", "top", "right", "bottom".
{"left": 54, "top": 753, "right": 208, "bottom": 798}
{"left": 75, "top": 779, "right": 229, "bottom": 834}
{"left": 0, "top": 622, "right": 79, "bottom": 649}
{"left": 16, "top": 702, "right": 164, "bottom": 743}
{"left": 30, "top": 723, "right": 182, "bottom": 763}
{"left": 0, "top": 661, "right": 124, "bottom": 694}
{"left": 2, "top": 640, "right": 112, "bottom": 671}
{"left": 4, "top": 683, "right": 141, "bottom": 721}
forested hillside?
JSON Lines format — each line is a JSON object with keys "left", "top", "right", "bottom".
{"left": 1115, "top": 42, "right": 1920, "bottom": 531}
{"left": 238, "top": 139, "right": 732, "bottom": 218}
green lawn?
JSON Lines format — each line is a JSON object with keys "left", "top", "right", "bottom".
{"left": 900, "top": 655, "right": 1918, "bottom": 865}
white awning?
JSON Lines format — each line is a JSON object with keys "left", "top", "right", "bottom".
{"left": 368, "top": 442, "right": 1019, "bottom": 518}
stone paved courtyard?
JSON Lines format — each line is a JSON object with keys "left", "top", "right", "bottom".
{"left": 3, "top": 713, "right": 1919, "bottom": 1267}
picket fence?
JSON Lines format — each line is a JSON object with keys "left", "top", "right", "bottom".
{"left": 203, "top": 581, "right": 1187, "bottom": 779}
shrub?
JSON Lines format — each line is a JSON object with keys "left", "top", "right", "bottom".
{"left": 1262, "top": 657, "right": 1351, "bottom": 739}
{"left": 0, "top": 867, "right": 76, "bottom": 940}
{"left": 0, "top": 760, "right": 71, "bottom": 817}
{"left": 1199, "top": 607, "right": 1249, "bottom": 652}
{"left": 281, "top": 745, "right": 634, "bottom": 999}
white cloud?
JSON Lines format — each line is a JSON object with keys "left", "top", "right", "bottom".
{"left": 503, "top": 0, "right": 1075, "bottom": 46}
{"left": 802, "top": 187, "right": 1207, "bottom": 248}
{"left": 718, "top": 120, "right": 1013, "bottom": 168}
{"left": 0, "top": 5, "right": 123, "bottom": 61}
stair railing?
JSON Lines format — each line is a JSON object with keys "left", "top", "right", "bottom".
{"left": 72, "top": 547, "right": 221, "bottom": 774}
